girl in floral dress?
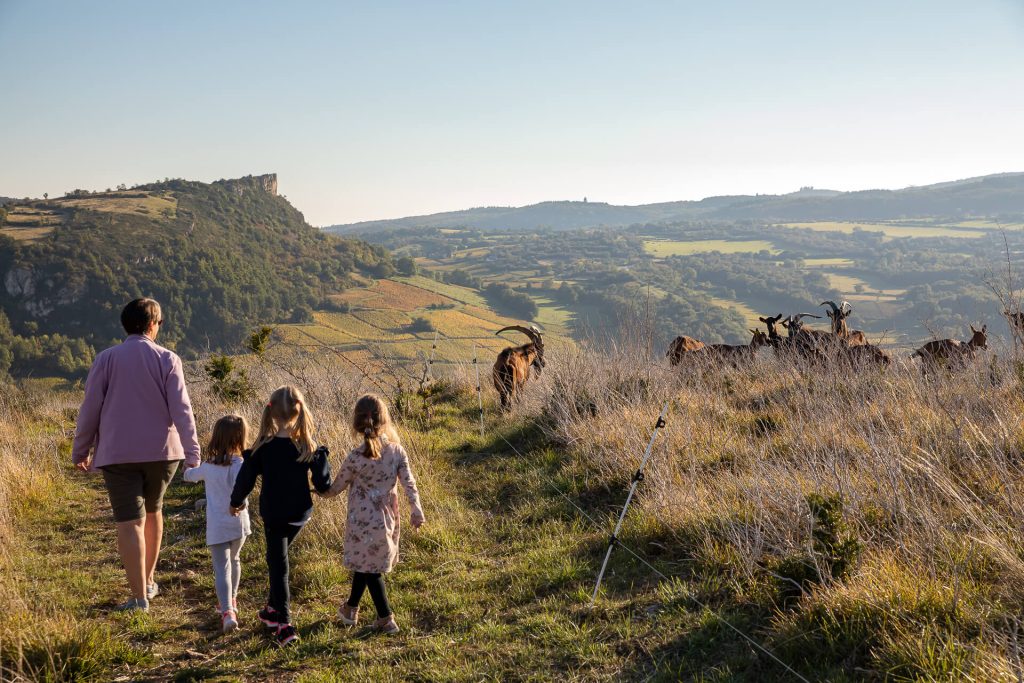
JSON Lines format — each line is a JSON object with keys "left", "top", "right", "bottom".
{"left": 323, "top": 394, "right": 425, "bottom": 633}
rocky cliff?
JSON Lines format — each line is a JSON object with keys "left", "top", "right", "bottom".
{"left": 217, "top": 173, "right": 278, "bottom": 197}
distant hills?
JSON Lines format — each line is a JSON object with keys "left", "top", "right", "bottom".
{"left": 325, "top": 172, "right": 1024, "bottom": 234}
{"left": 0, "top": 174, "right": 393, "bottom": 377}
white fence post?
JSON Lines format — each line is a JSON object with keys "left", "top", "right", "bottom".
{"left": 590, "top": 400, "right": 671, "bottom": 606}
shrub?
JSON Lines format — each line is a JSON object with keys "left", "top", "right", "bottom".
{"left": 204, "top": 354, "right": 253, "bottom": 402}
{"left": 774, "top": 492, "right": 863, "bottom": 604}
{"left": 406, "top": 317, "right": 436, "bottom": 334}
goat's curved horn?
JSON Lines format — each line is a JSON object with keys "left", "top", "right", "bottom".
{"left": 792, "top": 313, "right": 823, "bottom": 324}
{"left": 496, "top": 325, "right": 541, "bottom": 344}
{"left": 820, "top": 300, "right": 840, "bottom": 316}
{"left": 840, "top": 300, "right": 853, "bottom": 316}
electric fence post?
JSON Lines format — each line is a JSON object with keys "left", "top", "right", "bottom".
{"left": 590, "top": 400, "right": 671, "bottom": 606}
{"left": 427, "top": 330, "right": 439, "bottom": 381}
{"left": 473, "top": 342, "right": 485, "bottom": 437}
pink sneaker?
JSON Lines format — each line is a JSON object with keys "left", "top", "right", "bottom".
{"left": 337, "top": 602, "right": 359, "bottom": 626}
{"left": 374, "top": 615, "right": 400, "bottom": 634}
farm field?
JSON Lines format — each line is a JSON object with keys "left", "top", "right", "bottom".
{"left": 643, "top": 238, "right": 777, "bottom": 256}
{"left": 334, "top": 278, "right": 456, "bottom": 311}
{"left": 276, "top": 276, "right": 572, "bottom": 376}
{"left": 708, "top": 297, "right": 765, "bottom": 330}
{"left": 59, "top": 192, "right": 178, "bottom": 219}
{"left": 0, "top": 206, "right": 62, "bottom": 241}
{"left": 779, "top": 221, "right": 985, "bottom": 239}
{"left": 803, "top": 257, "right": 854, "bottom": 267}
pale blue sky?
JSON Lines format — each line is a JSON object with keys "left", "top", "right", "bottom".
{"left": 1, "top": 1, "right": 1023, "bottom": 225}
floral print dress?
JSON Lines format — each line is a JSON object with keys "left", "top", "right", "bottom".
{"left": 328, "top": 439, "right": 423, "bottom": 573}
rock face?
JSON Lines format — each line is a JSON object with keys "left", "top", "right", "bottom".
{"left": 220, "top": 174, "right": 278, "bottom": 197}
{"left": 259, "top": 174, "right": 278, "bottom": 195}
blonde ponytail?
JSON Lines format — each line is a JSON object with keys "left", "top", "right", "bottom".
{"left": 292, "top": 400, "right": 317, "bottom": 463}
{"left": 252, "top": 385, "right": 317, "bottom": 462}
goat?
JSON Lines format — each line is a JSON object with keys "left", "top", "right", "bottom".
{"left": 1005, "top": 310, "right": 1024, "bottom": 340}
{"left": 759, "top": 314, "right": 784, "bottom": 345}
{"left": 762, "top": 313, "right": 811, "bottom": 359}
{"left": 820, "top": 300, "right": 867, "bottom": 346}
{"left": 666, "top": 335, "right": 705, "bottom": 366}
{"left": 493, "top": 325, "right": 545, "bottom": 410}
{"left": 842, "top": 342, "right": 892, "bottom": 367}
{"left": 782, "top": 313, "right": 831, "bottom": 354}
{"left": 697, "top": 329, "right": 769, "bottom": 367}
{"left": 912, "top": 324, "right": 987, "bottom": 369}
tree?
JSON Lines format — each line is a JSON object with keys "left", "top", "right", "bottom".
{"left": 396, "top": 256, "right": 418, "bottom": 276}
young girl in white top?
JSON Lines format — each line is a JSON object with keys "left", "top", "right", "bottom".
{"left": 184, "top": 414, "right": 252, "bottom": 633}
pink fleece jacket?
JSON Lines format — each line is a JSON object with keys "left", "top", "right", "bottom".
{"left": 72, "top": 335, "right": 201, "bottom": 470}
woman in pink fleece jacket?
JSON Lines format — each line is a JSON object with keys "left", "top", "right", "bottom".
{"left": 73, "top": 298, "right": 201, "bottom": 612}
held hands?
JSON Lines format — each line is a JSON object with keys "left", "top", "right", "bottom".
{"left": 230, "top": 501, "right": 247, "bottom": 517}
{"left": 74, "top": 457, "right": 92, "bottom": 472}
{"left": 410, "top": 508, "right": 425, "bottom": 530}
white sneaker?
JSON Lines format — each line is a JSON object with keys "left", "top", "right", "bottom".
{"left": 114, "top": 597, "right": 149, "bottom": 613}
{"left": 222, "top": 610, "right": 239, "bottom": 634}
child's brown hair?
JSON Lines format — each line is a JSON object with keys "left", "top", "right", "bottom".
{"left": 352, "top": 394, "right": 398, "bottom": 459}
{"left": 252, "top": 386, "right": 317, "bottom": 462}
{"left": 206, "top": 414, "right": 249, "bottom": 466}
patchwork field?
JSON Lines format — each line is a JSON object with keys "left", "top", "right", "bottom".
{"left": 0, "top": 206, "right": 62, "bottom": 241}
{"left": 803, "top": 257, "right": 853, "bottom": 267}
{"left": 336, "top": 278, "right": 456, "bottom": 311}
{"left": 708, "top": 297, "right": 765, "bottom": 329}
{"left": 60, "top": 191, "right": 178, "bottom": 219}
{"left": 278, "top": 276, "right": 572, "bottom": 377}
{"left": 780, "top": 221, "right": 985, "bottom": 239}
{"left": 643, "top": 238, "right": 777, "bottom": 256}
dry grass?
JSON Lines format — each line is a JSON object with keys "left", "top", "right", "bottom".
{"left": 540, "top": 342, "right": 1024, "bottom": 677}
{"left": 57, "top": 193, "right": 177, "bottom": 220}
{"left": 4, "top": 337, "right": 1024, "bottom": 679}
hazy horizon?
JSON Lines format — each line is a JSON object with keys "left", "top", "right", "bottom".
{"left": 2, "top": 0, "right": 1022, "bottom": 225}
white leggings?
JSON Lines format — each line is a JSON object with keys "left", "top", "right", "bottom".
{"left": 210, "top": 536, "right": 245, "bottom": 612}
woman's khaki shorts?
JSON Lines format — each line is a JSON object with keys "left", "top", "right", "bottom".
{"left": 101, "top": 461, "right": 179, "bottom": 523}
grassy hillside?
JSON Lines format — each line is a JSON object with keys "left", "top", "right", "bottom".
{"left": 2, "top": 338, "right": 1024, "bottom": 681}
{"left": 274, "top": 274, "right": 573, "bottom": 388}
{"left": 0, "top": 176, "right": 392, "bottom": 378}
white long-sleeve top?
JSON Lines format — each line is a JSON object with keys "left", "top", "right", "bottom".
{"left": 183, "top": 456, "right": 252, "bottom": 546}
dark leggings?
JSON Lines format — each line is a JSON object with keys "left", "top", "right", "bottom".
{"left": 347, "top": 571, "right": 392, "bottom": 619}
{"left": 265, "top": 523, "right": 303, "bottom": 624}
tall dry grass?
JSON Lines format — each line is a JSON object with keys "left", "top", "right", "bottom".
{"left": 539, "top": 339, "right": 1024, "bottom": 676}
{"left": 4, "top": 332, "right": 1024, "bottom": 678}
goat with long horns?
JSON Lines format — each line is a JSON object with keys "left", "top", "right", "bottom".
{"left": 820, "top": 300, "right": 867, "bottom": 346}
{"left": 493, "top": 325, "right": 545, "bottom": 411}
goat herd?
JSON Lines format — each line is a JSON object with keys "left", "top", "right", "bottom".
{"left": 668, "top": 299, "right": 989, "bottom": 370}
{"left": 489, "top": 301, "right": 1003, "bottom": 410}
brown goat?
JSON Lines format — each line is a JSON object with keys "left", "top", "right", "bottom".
{"left": 912, "top": 325, "right": 987, "bottom": 368}
{"left": 781, "top": 313, "right": 831, "bottom": 355}
{"left": 821, "top": 300, "right": 867, "bottom": 346}
{"left": 666, "top": 335, "right": 706, "bottom": 365}
{"left": 842, "top": 342, "right": 892, "bottom": 367}
{"left": 493, "top": 325, "right": 545, "bottom": 410}
{"left": 697, "top": 329, "right": 769, "bottom": 367}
